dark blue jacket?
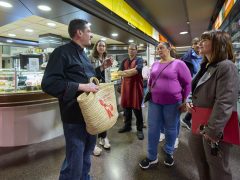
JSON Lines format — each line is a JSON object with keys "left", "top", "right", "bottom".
{"left": 181, "top": 48, "right": 202, "bottom": 77}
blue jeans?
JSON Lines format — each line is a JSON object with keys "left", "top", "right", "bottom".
{"left": 160, "top": 118, "right": 180, "bottom": 136}
{"left": 147, "top": 101, "right": 181, "bottom": 160}
{"left": 59, "top": 123, "right": 96, "bottom": 180}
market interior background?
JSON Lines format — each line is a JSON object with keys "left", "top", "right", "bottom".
{"left": 0, "top": 0, "right": 240, "bottom": 179}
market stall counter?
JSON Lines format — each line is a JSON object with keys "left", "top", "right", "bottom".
{"left": 0, "top": 92, "right": 63, "bottom": 147}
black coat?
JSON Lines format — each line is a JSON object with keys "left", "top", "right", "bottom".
{"left": 41, "top": 41, "right": 96, "bottom": 124}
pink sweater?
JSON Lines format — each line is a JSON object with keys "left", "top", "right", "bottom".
{"left": 149, "top": 59, "right": 191, "bottom": 104}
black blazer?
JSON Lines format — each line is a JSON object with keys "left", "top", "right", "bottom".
{"left": 41, "top": 41, "right": 96, "bottom": 124}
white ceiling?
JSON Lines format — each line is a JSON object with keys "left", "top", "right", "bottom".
{"left": 0, "top": 15, "right": 123, "bottom": 44}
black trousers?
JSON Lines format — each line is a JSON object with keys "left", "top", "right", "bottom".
{"left": 124, "top": 108, "right": 143, "bottom": 131}
{"left": 183, "top": 112, "right": 192, "bottom": 122}
{"left": 98, "top": 131, "right": 107, "bottom": 138}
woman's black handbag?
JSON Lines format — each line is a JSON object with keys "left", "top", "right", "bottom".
{"left": 143, "top": 80, "right": 148, "bottom": 88}
{"left": 144, "top": 89, "right": 151, "bottom": 103}
{"left": 143, "top": 61, "right": 174, "bottom": 103}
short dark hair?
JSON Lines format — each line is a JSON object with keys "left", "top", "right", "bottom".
{"left": 68, "top": 19, "right": 88, "bottom": 38}
{"left": 128, "top": 43, "right": 138, "bottom": 50}
{"left": 200, "top": 30, "right": 235, "bottom": 63}
{"left": 192, "top": 37, "right": 200, "bottom": 45}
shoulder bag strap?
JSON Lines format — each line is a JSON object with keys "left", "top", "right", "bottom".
{"left": 150, "top": 61, "right": 174, "bottom": 90}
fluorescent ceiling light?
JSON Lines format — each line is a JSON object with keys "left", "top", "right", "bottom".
{"left": 38, "top": 5, "right": 51, "bottom": 11}
{"left": 25, "top": 29, "right": 34, "bottom": 32}
{"left": 179, "top": 31, "right": 188, "bottom": 35}
{"left": 6, "top": 40, "right": 13, "bottom": 43}
{"left": 139, "top": 44, "right": 144, "bottom": 46}
{"left": 47, "top": 22, "right": 56, "bottom": 27}
{"left": 0, "top": 1, "right": 12, "bottom": 8}
{"left": 111, "top": 33, "right": 118, "bottom": 37}
{"left": 8, "top": 33, "right": 16, "bottom": 37}
{"left": 101, "top": 37, "right": 107, "bottom": 41}
{"left": 128, "top": 39, "right": 134, "bottom": 43}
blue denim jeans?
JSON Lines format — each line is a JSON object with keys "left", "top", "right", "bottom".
{"left": 147, "top": 101, "right": 181, "bottom": 160}
{"left": 59, "top": 123, "right": 96, "bottom": 180}
{"left": 160, "top": 118, "right": 180, "bottom": 136}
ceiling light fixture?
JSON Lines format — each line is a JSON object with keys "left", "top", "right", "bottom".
{"left": 25, "top": 29, "right": 34, "bottom": 32}
{"left": 186, "top": 21, "right": 190, "bottom": 24}
{"left": 179, "top": 31, "right": 188, "bottom": 35}
{"left": 6, "top": 40, "right": 13, "bottom": 43}
{"left": 47, "top": 22, "right": 56, "bottom": 27}
{"left": 38, "top": 5, "right": 51, "bottom": 11}
{"left": 111, "top": 33, "right": 118, "bottom": 37}
{"left": 8, "top": 33, "right": 16, "bottom": 37}
{"left": 139, "top": 44, "right": 144, "bottom": 47}
{"left": 0, "top": 1, "right": 12, "bottom": 8}
{"left": 128, "top": 39, "right": 134, "bottom": 43}
{"left": 101, "top": 37, "right": 107, "bottom": 41}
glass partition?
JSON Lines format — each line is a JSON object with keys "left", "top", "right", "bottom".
{"left": 0, "top": 69, "right": 43, "bottom": 94}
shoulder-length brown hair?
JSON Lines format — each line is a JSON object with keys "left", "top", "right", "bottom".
{"left": 91, "top": 40, "right": 107, "bottom": 59}
{"left": 200, "top": 30, "right": 235, "bottom": 64}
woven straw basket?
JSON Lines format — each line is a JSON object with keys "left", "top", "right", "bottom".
{"left": 77, "top": 77, "right": 118, "bottom": 135}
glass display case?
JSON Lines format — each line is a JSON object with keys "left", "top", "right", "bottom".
{"left": 0, "top": 68, "right": 43, "bottom": 94}
{"left": 0, "top": 69, "right": 15, "bottom": 93}
{"left": 0, "top": 68, "right": 61, "bottom": 147}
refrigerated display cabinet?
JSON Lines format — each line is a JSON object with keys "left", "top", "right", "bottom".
{"left": 0, "top": 69, "right": 63, "bottom": 147}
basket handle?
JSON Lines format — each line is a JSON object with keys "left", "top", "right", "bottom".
{"left": 90, "top": 77, "right": 100, "bottom": 85}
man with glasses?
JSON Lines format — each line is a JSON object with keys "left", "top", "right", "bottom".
{"left": 118, "top": 43, "right": 144, "bottom": 140}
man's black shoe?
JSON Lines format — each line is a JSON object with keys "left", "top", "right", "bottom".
{"left": 137, "top": 131, "right": 144, "bottom": 140}
{"left": 118, "top": 127, "right": 132, "bottom": 133}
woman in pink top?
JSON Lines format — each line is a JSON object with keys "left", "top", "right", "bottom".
{"left": 139, "top": 42, "right": 191, "bottom": 169}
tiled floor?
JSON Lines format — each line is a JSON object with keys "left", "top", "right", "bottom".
{"left": 0, "top": 108, "right": 240, "bottom": 180}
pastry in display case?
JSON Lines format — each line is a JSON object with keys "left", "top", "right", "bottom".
{"left": 110, "top": 67, "right": 121, "bottom": 81}
{"left": 0, "top": 69, "right": 44, "bottom": 93}
{"left": 0, "top": 69, "right": 15, "bottom": 93}
{"left": 111, "top": 71, "right": 120, "bottom": 81}
{"left": 18, "top": 71, "right": 43, "bottom": 92}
